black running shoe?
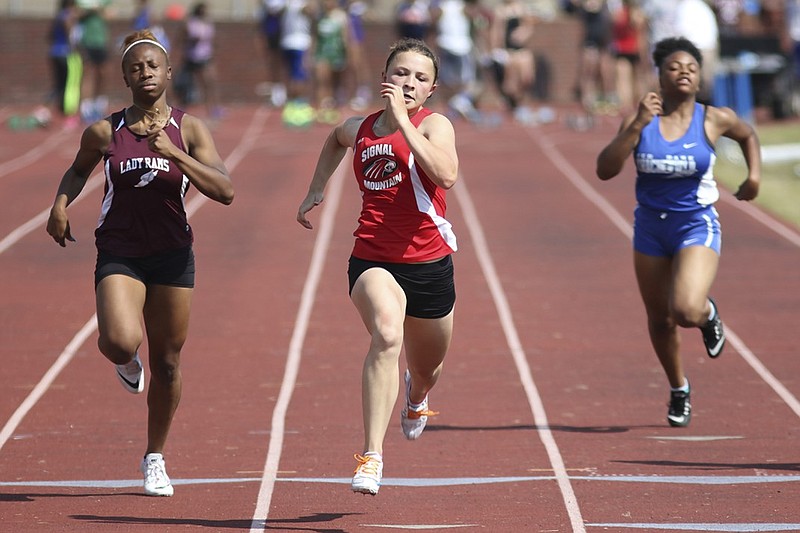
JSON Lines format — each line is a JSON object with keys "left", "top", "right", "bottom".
{"left": 667, "top": 383, "right": 692, "bottom": 428}
{"left": 700, "top": 298, "right": 725, "bottom": 358}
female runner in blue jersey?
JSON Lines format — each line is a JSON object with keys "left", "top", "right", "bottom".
{"left": 46, "top": 29, "right": 234, "bottom": 496}
{"left": 596, "top": 37, "right": 761, "bottom": 427}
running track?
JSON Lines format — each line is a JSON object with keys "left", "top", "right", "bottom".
{"left": 1, "top": 104, "right": 798, "bottom": 532}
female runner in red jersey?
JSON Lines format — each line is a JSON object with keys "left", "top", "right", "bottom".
{"left": 297, "top": 37, "right": 459, "bottom": 496}
{"left": 46, "top": 29, "right": 234, "bottom": 497}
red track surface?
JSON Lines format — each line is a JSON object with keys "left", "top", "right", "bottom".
{"left": 1, "top": 104, "right": 798, "bottom": 532}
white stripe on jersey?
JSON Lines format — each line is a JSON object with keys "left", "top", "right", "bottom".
{"left": 408, "top": 153, "right": 458, "bottom": 252}
{"left": 697, "top": 152, "right": 719, "bottom": 206}
{"left": 97, "top": 158, "right": 115, "bottom": 229}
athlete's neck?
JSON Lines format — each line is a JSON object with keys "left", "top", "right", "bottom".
{"left": 129, "top": 102, "right": 171, "bottom": 129}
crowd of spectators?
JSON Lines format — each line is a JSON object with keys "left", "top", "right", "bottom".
{"left": 35, "top": 0, "right": 799, "bottom": 131}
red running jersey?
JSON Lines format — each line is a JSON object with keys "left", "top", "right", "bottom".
{"left": 351, "top": 108, "right": 457, "bottom": 263}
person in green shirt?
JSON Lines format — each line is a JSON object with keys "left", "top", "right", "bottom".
{"left": 77, "top": 0, "right": 111, "bottom": 123}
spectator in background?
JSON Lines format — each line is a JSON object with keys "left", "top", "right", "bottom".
{"left": 464, "top": 0, "right": 497, "bottom": 115}
{"left": 638, "top": 0, "right": 678, "bottom": 87}
{"left": 280, "top": 0, "right": 315, "bottom": 127}
{"left": 610, "top": 0, "right": 646, "bottom": 115}
{"left": 571, "top": 0, "right": 616, "bottom": 117}
{"left": 258, "top": 0, "right": 287, "bottom": 108}
{"left": 396, "top": 0, "right": 432, "bottom": 40}
{"left": 345, "top": 0, "right": 372, "bottom": 111}
{"left": 490, "top": 0, "right": 537, "bottom": 124}
{"left": 431, "top": 0, "right": 480, "bottom": 121}
{"left": 712, "top": 0, "right": 746, "bottom": 37}
{"left": 675, "top": 0, "right": 719, "bottom": 104}
{"left": 48, "top": 0, "right": 81, "bottom": 129}
{"left": 77, "top": 0, "right": 111, "bottom": 124}
{"left": 132, "top": 0, "right": 171, "bottom": 51}
{"left": 786, "top": 0, "right": 800, "bottom": 86}
{"left": 313, "top": 0, "right": 350, "bottom": 124}
{"left": 179, "top": 2, "right": 222, "bottom": 120}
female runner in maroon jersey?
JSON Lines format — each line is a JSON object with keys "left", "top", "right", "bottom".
{"left": 46, "top": 29, "right": 233, "bottom": 497}
{"left": 297, "top": 37, "right": 459, "bottom": 496}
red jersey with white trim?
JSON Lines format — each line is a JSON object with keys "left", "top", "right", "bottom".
{"left": 95, "top": 108, "right": 193, "bottom": 257}
{"left": 351, "top": 108, "right": 457, "bottom": 263}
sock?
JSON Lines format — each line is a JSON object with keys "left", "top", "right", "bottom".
{"left": 708, "top": 300, "right": 716, "bottom": 321}
{"left": 408, "top": 397, "right": 427, "bottom": 411}
{"left": 363, "top": 451, "right": 382, "bottom": 461}
{"left": 671, "top": 379, "right": 690, "bottom": 393}
{"left": 120, "top": 352, "right": 140, "bottom": 371}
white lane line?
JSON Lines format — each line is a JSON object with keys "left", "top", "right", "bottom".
{"left": 248, "top": 158, "right": 347, "bottom": 533}
{"left": 717, "top": 193, "right": 800, "bottom": 248}
{"left": 726, "top": 328, "right": 800, "bottom": 419}
{"left": 524, "top": 127, "right": 800, "bottom": 419}
{"left": 645, "top": 436, "right": 743, "bottom": 441}
{"left": 0, "top": 315, "right": 97, "bottom": 451}
{"left": 4, "top": 474, "right": 800, "bottom": 488}
{"left": 0, "top": 108, "right": 269, "bottom": 452}
{"left": 360, "top": 526, "right": 478, "bottom": 530}
{"left": 586, "top": 524, "right": 800, "bottom": 532}
{"left": 0, "top": 128, "right": 71, "bottom": 177}
{"left": 0, "top": 172, "right": 103, "bottom": 255}
{"left": 453, "top": 177, "right": 586, "bottom": 533}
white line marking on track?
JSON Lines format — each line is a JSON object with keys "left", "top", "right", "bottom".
{"left": 0, "top": 129, "right": 70, "bottom": 177}
{"left": 453, "top": 178, "right": 586, "bottom": 533}
{"left": 248, "top": 156, "right": 348, "bottom": 532}
{"left": 725, "top": 328, "right": 800, "bottom": 419}
{"left": 645, "top": 436, "right": 743, "bottom": 441}
{"left": 718, "top": 193, "right": 800, "bottom": 248}
{"left": 4, "top": 474, "right": 800, "bottom": 489}
{"left": 360, "top": 525, "right": 478, "bottom": 530}
{"left": 586, "top": 524, "right": 800, "bottom": 531}
{"left": 0, "top": 172, "right": 103, "bottom": 254}
{"left": 0, "top": 315, "right": 97, "bottom": 451}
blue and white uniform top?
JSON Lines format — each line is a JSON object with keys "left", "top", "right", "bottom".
{"left": 634, "top": 103, "right": 718, "bottom": 212}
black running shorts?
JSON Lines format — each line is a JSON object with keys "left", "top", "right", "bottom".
{"left": 95, "top": 245, "right": 195, "bottom": 288}
{"left": 348, "top": 255, "right": 456, "bottom": 319}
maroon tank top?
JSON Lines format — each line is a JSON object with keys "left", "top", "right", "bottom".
{"left": 96, "top": 108, "right": 193, "bottom": 257}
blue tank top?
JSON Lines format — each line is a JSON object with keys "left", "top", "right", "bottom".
{"left": 49, "top": 8, "right": 72, "bottom": 58}
{"left": 634, "top": 103, "right": 719, "bottom": 212}
{"left": 96, "top": 109, "right": 193, "bottom": 257}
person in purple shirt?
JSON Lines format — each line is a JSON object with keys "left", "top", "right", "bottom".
{"left": 46, "top": 29, "right": 233, "bottom": 497}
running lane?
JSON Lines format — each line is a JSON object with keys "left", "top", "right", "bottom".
{"left": 0, "top": 106, "right": 797, "bottom": 532}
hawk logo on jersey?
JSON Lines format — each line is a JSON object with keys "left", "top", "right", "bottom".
{"left": 364, "top": 158, "right": 397, "bottom": 181}
{"left": 362, "top": 157, "right": 402, "bottom": 191}
{"left": 134, "top": 169, "right": 158, "bottom": 188}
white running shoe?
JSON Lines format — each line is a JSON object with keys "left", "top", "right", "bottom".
{"left": 141, "top": 453, "right": 174, "bottom": 497}
{"left": 351, "top": 453, "right": 382, "bottom": 495}
{"left": 400, "top": 370, "right": 438, "bottom": 440}
{"left": 116, "top": 353, "right": 144, "bottom": 394}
